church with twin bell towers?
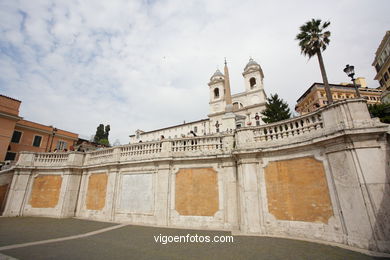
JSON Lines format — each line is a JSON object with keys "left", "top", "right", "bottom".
{"left": 130, "top": 58, "right": 268, "bottom": 143}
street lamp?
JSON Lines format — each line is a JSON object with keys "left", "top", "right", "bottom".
{"left": 343, "top": 64, "right": 361, "bottom": 98}
{"left": 49, "top": 127, "right": 58, "bottom": 152}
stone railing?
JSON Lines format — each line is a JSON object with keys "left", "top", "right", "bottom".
{"left": 236, "top": 109, "right": 325, "bottom": 148}
{"left": 16, "top": 134, "right": 233, "bottom": 168}
{"left": 236, "top": 98, "right": 384, "bottom": 149}
{"left": 16, "top": 99, "right": 385, "bottom": 167}
{"left": 120, "top": 141, "right": 162, "bottom": 160}
{"left": 84, "top": 148, "right": 115, "bottom": 165}
{"left": 253, "top": 112, "right": 323, "bottom": 142}
{"left": 171, "top": 136, "right": 223, "bottom": 152}
{"left": 34, "top": 153, "right": 69, "bottom": 167}
{"left": 16, "top": 152, "right": 84, "bottom": 167}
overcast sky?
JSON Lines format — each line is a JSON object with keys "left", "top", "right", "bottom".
{"left": 0, "top": 0, "right": 389, "bottom": 144}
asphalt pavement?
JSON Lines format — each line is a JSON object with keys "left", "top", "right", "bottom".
{"left": 0, "top": 217, "right": 388, "bottom": 260}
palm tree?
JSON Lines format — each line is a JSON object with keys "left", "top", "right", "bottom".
{"left": 296, "top": 19, "right": 333, "bottom": 104}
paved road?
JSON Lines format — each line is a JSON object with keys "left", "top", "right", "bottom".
{"left": 0, "top": 217, "right": 388, "bottom": 260}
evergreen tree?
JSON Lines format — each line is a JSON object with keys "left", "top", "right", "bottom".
{"left": 94, "top": 124, "right": 105, "bottom": 143}
{"left": 368, "top": 103, "right": 390, "bottom": 123}
{"left": 98, "top": 138, "right": 110, "bottom": 147}
{"left": 104, "top": 125, "right": 110, "bottom": 139}
{"left": 93, "top": 124, "right": 111, "bottom": 146}
{"left": 261, "top": 94, "right": 291, "bottom": 123}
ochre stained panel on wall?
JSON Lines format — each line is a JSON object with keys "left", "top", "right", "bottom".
{"left": 0, "top": 184, "right": 9, "bottom": 208}
{"left": 175, "top": 168, "right": 219, "bottom": 216}
{"left": 86, "top": 173, "right": 108, "bottom": 210}
{"left": 264, "top": 157, "right": 333, "bottom": 223}
{"left": 29, "top": 175, "right": 62, "bottom": 208}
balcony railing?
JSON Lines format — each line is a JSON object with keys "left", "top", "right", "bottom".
{"left": 33, "top": 153, "right": 70, "bottom": 167}
{"left": 171, "top": 136, "right": 223, "bottom": 152}
{"left": 253, "top": 112, "right": 323, "bottom": 142}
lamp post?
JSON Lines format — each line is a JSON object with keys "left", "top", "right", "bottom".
{"left": 49, "top": 127, "right": 58, "bottom": 152}
{"left": 343, "top": 64, "right": 361, "bottom": 98}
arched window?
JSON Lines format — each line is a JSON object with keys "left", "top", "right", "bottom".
{"left": 214, "top": 88, "right": 219, "bottom": 98}
{"left": 232, "top": 102, "right": 243, "bottom": 111}
{"left": 250, "top": 77, "right": 256, "bottom": 88}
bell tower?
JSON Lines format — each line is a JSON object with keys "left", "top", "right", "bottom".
{"left": 208, "top": 69, "right": 226, "bottom": 114}
{"left": 242, "top": 58, "right": 267, "bottom": 105}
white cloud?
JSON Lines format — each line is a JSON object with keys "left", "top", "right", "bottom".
{"left": 0, "top": 0, "right": 389, "bottom": 144}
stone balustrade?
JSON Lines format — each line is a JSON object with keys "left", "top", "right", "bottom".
{"left": 120, "top": 141, "right": 162, "bottom": 160}
{"left": 18, "top": 134, "right": 232, "bottom": 168}
{"left": 253, "top": 111, "right": 323, "bottom": 142}
{"left": 84, "top": 148, "right": 115, "bottom": 166}
{"left": 16, "top": 152, "right": 84, "bottom": 167}
{"left": 171, "top": 136, "right": 223, "bottom": 152}
{"left": 16, "top": 99, "right": 385, "bottom": 167}
{"left": 34, "top": 153, "right": 70, "bottom": 167}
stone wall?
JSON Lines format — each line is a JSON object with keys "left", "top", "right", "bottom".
{"left": 1, "top": 99, "right": 389, "bottom": 254}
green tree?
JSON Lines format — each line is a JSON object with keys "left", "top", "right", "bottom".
{"left": 93, "top": 124, "right": 111, "bottom": 145}
{"left": 368, "top": 103, "right": 390, "bottom": 123}
{"left": 261, "top": 94, "right": 291, "bottom": 123}
{"left": 296, "top": 18, "right": 333, "bottom": 104}
{"left": 94, "top": 124, "right": 105, "bottom": 143}
{"left": 98, "top": 138, "right": 110, "bottom": 147}
{"left": 104, "top": 125, "right": 110, "bottom": 139}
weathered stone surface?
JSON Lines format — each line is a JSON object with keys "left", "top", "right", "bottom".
{"left": 175, "top": 168, "right": 219, "bottom": 216}
{"left": 118, "top": 173, "right": 154, "bottom": 214}
{"left": 29, "top": 175, "right": 62, "bottom": 208}
{"left": 86, "top": 173, "right": 108, "bottom": 211}
{"left": 264, "top": 157, "right": 333, "bottom": 223}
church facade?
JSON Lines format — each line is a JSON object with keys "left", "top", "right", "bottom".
{"left": 129, "top": 58, "right": 267, "bottom": 143}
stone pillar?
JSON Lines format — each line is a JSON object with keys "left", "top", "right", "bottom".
{"left": 16, "top": 152, "right": 35, "bottom": 167}
{"left": 60, "top": 169, "right": 82, "bottom": 217}
{"left": 222, "top": 135, "right": 235, "bottom": 153}
{"left": 3, "top": 169, "right": 33, "bottom": 216}
{"left": 75, "top": 169, "right": 89, "bottom": 217}
{"left": 156, "top": 162, "right": 170, "bottom": 226}
{"left": 321, "top": 98, "right": 372, "bottom": 131}
{"left": 325, "top": 137, "right": 388, "bottom": 251}
{"left": 161, "top": 140, "right": 172, "bottom": 157}
{"left": 237, "top": 155, "right": 262, "bottom": 233}
{"left": 235, "top": 128, "right": 255, "bottom": 149}
{"left": 222, "top": 160, "right": 239, "bottom": 230}
{"left": 222, "top": 112, "right": 236, "bottom": 133}
{"left": 67, "top": 152, "right": 85, "bottom": 167}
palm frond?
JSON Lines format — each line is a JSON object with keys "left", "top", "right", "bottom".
{"left": 295, "top": 18, "right": 331, "bottom": 59}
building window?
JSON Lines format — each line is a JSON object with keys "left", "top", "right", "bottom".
{"left": 375, "top": 64, "right": 381, "bottom": 73}
{"left": 214, "top": 88, "right": 219, "bottom": 98}
{"left": 5, "top": 152, "right": 16, "bottom": 161}
{"left": 194, "top": 126, "right": 198, "bottom": 133}
{"left": 380, "top": 79, "right": 385, "bottom": 87}
{"left": 255, "top": 113, "right": 260, "bottom": 126}
{"left": 56, "top": 140, "right": 67, "bottom": 151}
{"left": 11, "top": 131, "right": 22, "bottom": 143}
{"left": 32, "top": 135, "right": 42, "bottom": 147}
{"left": 384, "top": 72, "right": 389, "bottom": 81}
{"left": 249, "top": 77, "right": 256, "bottom": 88}
{"left": 233, "top": 102, "right": 239, "bottom": 111}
